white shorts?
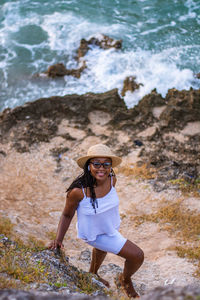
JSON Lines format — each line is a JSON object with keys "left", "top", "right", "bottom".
{"left": 86, "top": 230, "right": 127, "bottom": 254}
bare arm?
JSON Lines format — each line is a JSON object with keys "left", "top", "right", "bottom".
{"left": 49, "top": 188, "right": 82, "bottom": 249}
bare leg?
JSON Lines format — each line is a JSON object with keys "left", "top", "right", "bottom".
{"left": 117, "top": 240, "right": 144, "bottom": 298}
{"left": 89, "top": 247, "right": 110, "bottom": 287}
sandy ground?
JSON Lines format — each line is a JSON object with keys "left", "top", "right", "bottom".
{"left": 0, "top": 133, "right": 199, "bottom": 296}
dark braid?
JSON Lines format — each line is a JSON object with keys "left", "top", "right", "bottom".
{"left": 66, "top": 159, "right": 116, "bottom": 213}
{"left": 66, "top": 159, "right": 98, "bottom": 212}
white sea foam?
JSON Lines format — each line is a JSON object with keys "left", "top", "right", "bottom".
{"left": 41, "top": 12, "right": 125, "bottom": 53}
{"left": 141, "top": 21, "right": 176, "bottom": 36}
{"left": 185, "top": 0, "right": 200, "bottom": 10}
{"left": 2, "top": 2, "right": 41, "bottom": 32}
{"left": 0, "top": 1, "right": 199, "bottom": 111}
{"left": 179, "top": 12, "right": 197, "bottom": 22}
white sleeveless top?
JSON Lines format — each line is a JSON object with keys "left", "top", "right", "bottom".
{"left": 76, "top": 178, "right": 121, "bottom": 242}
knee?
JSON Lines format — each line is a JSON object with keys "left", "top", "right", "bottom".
{"left": 137, "top": 248, "right": 144, "bottom": 265}
{"left": 131, "top": 247, "right": 144, "bottom": 265}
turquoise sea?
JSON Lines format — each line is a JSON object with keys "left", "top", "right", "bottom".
{"left": 0, "top": 0, "right": 200, "bottom": 111}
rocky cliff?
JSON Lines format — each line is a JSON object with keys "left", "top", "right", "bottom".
{"left": 1, "top": 88, "right": 199, "bottom": 189}
{"left": 0, "top": 87, "right": 200, "bottom": 299}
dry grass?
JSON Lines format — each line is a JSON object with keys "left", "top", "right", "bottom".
{"left": 169, "top": 178, "right": 200, "bottom": 196}
{"left": 132, "top": 198, "right": 200, "bottom": 277}
{"left": 26, "top": 235, "right": 46, "bottom": 251}
{"left": 0, "top": 276, "right": 24, "bottom": 289}
{"left": 46, "top": 231, "right": 57, "bottom": 241}
{"left": 76, "top": 273, "right": 101, "bottom": 294}
{"left": 0, "top": 246, "right": 48, "bottom": 284}
{"left": 0, "top": 217, "right": 14, "bottom": 237}
{"left": 0, "top": 213, "right": 45, "bottom": 250}
{"left": 0, "top": 216, "right": 107, "bottom": 294}
{"left": 117, "top": 163, "right": 156, "bottom": 179}
{"left": 175, "top": 246, "right": 200, "bottom": 277}
{"left": 133, "top": 199, "right": 200, "bottom": 241}
{"left": 0, "top": 215, "right": 48, "bottom": 287}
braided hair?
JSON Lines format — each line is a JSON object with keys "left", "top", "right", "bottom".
{"left": 66, "top": 159, "right": 115, "bottom": 213}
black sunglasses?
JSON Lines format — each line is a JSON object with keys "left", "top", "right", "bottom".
{"left": 90, "top": 162, "right": 112, "bottom": 169}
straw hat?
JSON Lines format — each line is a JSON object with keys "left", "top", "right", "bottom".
{"left": 76, "top": 144, "right": 122, "bottom": 169}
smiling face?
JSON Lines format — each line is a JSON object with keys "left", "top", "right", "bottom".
{"left": 89, "top": 157, "right": 112, "bottom": 182}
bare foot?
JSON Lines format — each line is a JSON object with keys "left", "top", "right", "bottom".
{"left": 96, "top": 275, "right": 110, "bottom": 288}
{"left": 115, "top": 273, "right": 139, "bottom": 298}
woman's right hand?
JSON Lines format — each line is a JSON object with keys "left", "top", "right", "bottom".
{"left": 48, "top": 240, "right": 64, "bottom": 250}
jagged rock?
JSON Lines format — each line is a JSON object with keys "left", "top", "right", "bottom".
{"left": 121, "top": 76, "right": 143, "bottom": 97}
{"left": 47, "top": 63, "right": 68, "bottom": 77}
{"left": 159, "top": 88, "right": 200, "bottom": 129}
{"left": 1, "top": 285, "right": 200, "bottom": 300}
{"left": 140, "top": 285, "right": 200, "bottom": 300}
{"left": 99, "top": 263, "right": 122, "bottom": 276}
{"left": 0, "top": 89, "right": 125, "bottom": 146}
{"left": 77, "top": 39, "right": 90, "bottom": 60}
{"left": 195, "top": 72, "right": 200, "bottom": 79}
{"left": 114, "top": 89, "right": 166, "bottom": 131}
{"left": 0, "top": 235, "right": 108, "bottom": 296}
{"left": 45, "top": 62, "right": 86, "bottom": 79}
{"left": 0, "top": 289, "right": 108, "bottom": 299}
{"left": 0, "top": 87, "right": 199, "bottom": 188}
{"left": 79, "top": 249, "right": 91, "bottom": 263}
{"left": 76, "top": 34, "right": 122, "bottom": 60}
{"left": 88, "top": 35, "right": 122, "bottom": 50}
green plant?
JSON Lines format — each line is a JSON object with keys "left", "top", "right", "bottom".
{"left": 77, "top": 273, "right": 100, "bottom": 294}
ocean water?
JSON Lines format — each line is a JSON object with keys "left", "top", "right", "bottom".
{"left": 0, "top": 0, "right": 199, "bottom": 111}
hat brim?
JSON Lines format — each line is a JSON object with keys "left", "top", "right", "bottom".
{"left": 77, "top": 155, "right": 122, "bottom": 169}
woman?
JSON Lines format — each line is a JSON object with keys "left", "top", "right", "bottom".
{"left": 49, "top": 144, "right": 144, "bottom": 298}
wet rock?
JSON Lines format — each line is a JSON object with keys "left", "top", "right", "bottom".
{"left": 195, "top": 72, "right": 200, "bottom": 79}
{"left": 76, "top": 34, "right": 122, "bottom": 60}
{"left": 88, "top": 34, "right": 122, "bottom": 50}
{"left": 45, "top": 62, "right": 86, "bottom": 79}
{"left": 47, "top": 63, "right": 68, "bottom": 78}
{"left": 77, "top": 39, "right": 90, "bottom": 60}
{"left": 121, "top": 76, "right": 143, "bottom": 97}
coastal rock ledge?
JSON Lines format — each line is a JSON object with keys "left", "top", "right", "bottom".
{"left": 0, "top": 89, "right": 200, "bottom": 298}
{"left": 0, "top": 87, "right": 199, "bottom": 189}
